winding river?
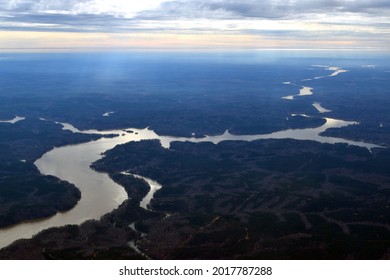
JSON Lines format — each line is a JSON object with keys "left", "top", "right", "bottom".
{"left": 0, "top": 116, "right": 25, "bottom": 124}
{"left": 0, "top": 65, "right": 384, "bottom": 249}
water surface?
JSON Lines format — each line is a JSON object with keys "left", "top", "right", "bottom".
{"left": 0, "top": 63, "right": 384, "bottom": 249}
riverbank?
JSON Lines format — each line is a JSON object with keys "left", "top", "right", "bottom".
{"left": 0, "top": 62, "right": 388, "bottom": 259}
{"left": 0, "top": 174, "right": 159, "bottom": 259}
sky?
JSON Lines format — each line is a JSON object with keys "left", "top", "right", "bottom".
{"left": 0, "top": 0, "right": 389, "bottom": 51}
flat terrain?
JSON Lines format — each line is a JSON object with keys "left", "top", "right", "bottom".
{"left": 0, "top": 52, "right": 389, "bottom": 259}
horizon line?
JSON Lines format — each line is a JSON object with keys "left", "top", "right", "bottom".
{"left": 1, "top": 47, "right": 389, "bottom": 53}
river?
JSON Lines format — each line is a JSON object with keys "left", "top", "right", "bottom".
{"left": 0, "top": 116, "right": 25, "bottom": 124}
{"left": 0, "top": 65, "right": 384, "bottom": 249}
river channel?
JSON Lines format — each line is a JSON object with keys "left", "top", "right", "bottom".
{"left": 0, "top": 65, "right": 383, "bottom": 249}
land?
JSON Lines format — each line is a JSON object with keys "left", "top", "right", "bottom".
{"left": 91, "top": 139, "right": 390, "bottom": 259}
{"left": 1, "top": 139, "right": 389, "bottom": 259}
{"left": 0, "top": 118, "right": 99, "bottom": 227}
{"left": 0, "top": 52, "right": 389, "bottom": 259}
{"left": 0, "top": 54, "right": 333, "bottom": 228}
{"left": 0, "top": 174, "right": 156, "bottom": 259}
{"left": 0, "top": 54, "right": 344, "bottom": 137}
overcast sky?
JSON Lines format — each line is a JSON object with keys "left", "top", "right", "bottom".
{"left": 0, "top": 0, "right": 389, "bottom": 50}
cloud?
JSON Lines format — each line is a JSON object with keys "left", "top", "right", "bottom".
{"left": 0, "top": 1, "right": 169, "bottom": 17}
{"left": 1, "top": 0, "right": 88, "bottom": 13}
{"left": 0, "top": 12, "right": 129, "bottom": 32}
{"left": 0, "top": 0, "right": 389, "bottom": 49}
{"left": 1, "top": 1, "right": 390, "bottom": 21}
{"left": 0, "top": 1, "right": 177, "bottom": 32}
{"left": 139, "top": 0, "right": 390, "bottom": 20}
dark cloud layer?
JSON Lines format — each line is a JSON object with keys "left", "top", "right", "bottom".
{"left": 0, "top": 0, "right": 90, "bottom": 12}
{"left": 0, "top": 0, "right": 389, "bottom": 33}
{"left": 0, "top": 12, "right": 131, "bottom": 32}
{"left": 142, "top": 0, "right": 390, "bottom": 19}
